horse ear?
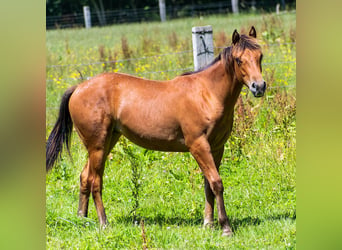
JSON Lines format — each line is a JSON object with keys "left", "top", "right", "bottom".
{"left": 249, "top": 26, "right": 257, "bottom": 38}
{"left": 232, "top": 29, "right": 240, "bottom": 45}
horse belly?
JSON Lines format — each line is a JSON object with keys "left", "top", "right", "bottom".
{"left": 116, "top": 122, "right": 188, "bottom": 152}
{"left": 127, "top": 136, "right": 188, "bottom": 152}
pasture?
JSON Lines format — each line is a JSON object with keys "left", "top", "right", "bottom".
{"left": 46, "top": 12, "right": 296, "bottom": 248}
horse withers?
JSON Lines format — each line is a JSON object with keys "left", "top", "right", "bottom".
{"left": 46, "top": 26, "right": 265, "bottom": 236}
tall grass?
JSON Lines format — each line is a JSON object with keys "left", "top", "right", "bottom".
{"left": 46, "top": 12, "right": 296, "bottom": 249}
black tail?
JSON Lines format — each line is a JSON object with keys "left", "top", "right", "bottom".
{"left": 46, "top": 85, "right": 77, "bottom": 172}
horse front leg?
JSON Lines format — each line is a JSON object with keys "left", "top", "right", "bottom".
{"left": 203, "top": 177, "right": 214, "bottom": 227}
{"left": 203, "top": 147, "right": 224, "bottom": 228}
{"left": 189, "top": 136, "right": 232, "bottom": 236}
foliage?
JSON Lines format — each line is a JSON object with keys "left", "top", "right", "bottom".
{"left": 46, "top": 13, "right": 296, "bottom": 248}
{"left": 46, "top": 0, "right": 296, "bottom": 29}
{"left": 47, "top": 0, "right": 296, "bottom": 17}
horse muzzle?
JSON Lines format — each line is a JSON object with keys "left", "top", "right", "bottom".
{"left": 249, "top": 80, "right": 266, "bottom": 97}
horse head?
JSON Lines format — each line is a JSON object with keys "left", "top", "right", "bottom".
{"left": 231, "top": 26, "right": 266, "bottom": 97}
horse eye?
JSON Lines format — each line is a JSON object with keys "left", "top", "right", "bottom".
{"left": 259, "top": 54, "right": 263, "bottom": 72}
{"left": 235, "top": 58, "right": 242, "bottom": 66}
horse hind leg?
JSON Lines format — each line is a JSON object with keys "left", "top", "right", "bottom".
{"left": 78, "top": 160, "right": 91, "bottom": 217}
{"left": 77, "top": 131, "right": 121, "bottom": 226}
{"left": 88, "top": 148, "right": 108, "bottom": 225}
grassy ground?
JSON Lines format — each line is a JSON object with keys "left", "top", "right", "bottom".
{"left": 46, "top": 12, "right": 296, "bottom": 249}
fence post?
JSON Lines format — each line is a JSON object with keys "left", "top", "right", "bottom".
{"left": 192, "top": 25, "right": 214, "bottom": 71}
{"left": 276, "top": 3, "right": 280, "bottom": 14}
{"left": 159, "top": 0, "right": 166, "bottom": 22}
{"left": 83, "top": 6, "right": 92, "bottom": 29}
{"left": 231, "top": 0, "right": 239, "bottom": 14}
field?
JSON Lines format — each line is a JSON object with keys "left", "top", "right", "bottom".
{"left": 46, "top": 12, "right": 296, "bottom": 249}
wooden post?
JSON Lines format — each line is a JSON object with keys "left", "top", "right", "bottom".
{"left": 231, "top": 0, "right": 239, "bottom": 14}
{"left": 159, "top": 0, "right": 166, "bottom": 22}
{"left": 276, "top": 3, "right": 280, "bottom": 14}
{"left": 83, "top": 6, "right": 92, "bottom": 29}
{"left": 192, "top": 25, "right": 214, "bottom": 71}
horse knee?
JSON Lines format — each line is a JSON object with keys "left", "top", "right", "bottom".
{"left": 90, "top": 175, "right": 103, "bottom": 195}
{"left": 211, "top": 178, "right": 224, "bottom": 195}
{"left": 79, "top": 172, "right": 90, "bottom": 193}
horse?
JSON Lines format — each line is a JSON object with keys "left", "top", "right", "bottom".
{"left": 46, "top": 26, "right": 265, "bottom": 236}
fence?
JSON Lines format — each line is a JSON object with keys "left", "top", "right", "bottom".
{"left": 46, "top": 42, "right": 296, "bottom": 76}
{"left": 46, "top": 1, "right": 296, "bottom": 29}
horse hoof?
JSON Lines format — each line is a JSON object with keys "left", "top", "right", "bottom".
{"left": 203, "top": 219, "right": 214, "bottom": 228}
{"left": 222, "top": 229, "right": 233, "bottom": 237}
{"left": 99, "top": 220, "right": 108, "bottom": 230}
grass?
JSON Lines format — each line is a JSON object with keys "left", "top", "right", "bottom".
{"left": 46, "top": 12, "right": 296, "bottom": 249}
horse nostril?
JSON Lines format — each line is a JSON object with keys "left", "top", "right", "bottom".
{"left": 263, "top": 81, "right": 267, "bottom": 91}
{"left": 251, "top": 82, "right": 256, "bottom": 89}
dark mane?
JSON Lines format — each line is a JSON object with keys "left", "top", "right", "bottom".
{"left": 235, "top": 34, "right": 261, "bottom": 51}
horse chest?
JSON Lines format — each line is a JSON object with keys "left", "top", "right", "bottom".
{"left": 208, "top": 114, "right": 234, "bottom": 150}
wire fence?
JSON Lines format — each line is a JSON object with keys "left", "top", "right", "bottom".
{"left": 46, "top": 42, "right": 296, "bottom": 69}
{"left": 46, "top": 50, "right": 194, "bottom": 69}
{"left": 46, "top": 2, "right": 296, "bottom": 29}
{"left": 46, "top": 60, "right": 296, "bottom": 84}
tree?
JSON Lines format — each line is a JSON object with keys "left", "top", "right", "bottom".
{"left": 91, "top": 0, "right": 106, "bottom": 26}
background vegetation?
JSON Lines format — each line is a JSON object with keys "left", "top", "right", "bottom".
{"left": 46, "top": 0, "right": 296, "bottom": 29}
{"left": 46, "top": 12, "right": 296, "bottom": 248}
{"left": 47, "top": 0, "right": 296, "bottom": 17}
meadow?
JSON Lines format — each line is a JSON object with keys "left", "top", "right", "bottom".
{"left": 46, "top": 12, "right": 296, "bottom": 249}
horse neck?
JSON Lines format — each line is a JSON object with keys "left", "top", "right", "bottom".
{"left": 200, "top": 57, "right": 243, "bottom": 107}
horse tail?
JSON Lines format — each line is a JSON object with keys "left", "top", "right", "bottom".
{"left": 46, "top": 85, "right": 77, "bottom": 172}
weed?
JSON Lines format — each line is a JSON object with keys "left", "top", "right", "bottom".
{"left": 98, "top": 45, "right": 106, "bottom": 71}
{"left": 289, "top": 26, "right": 296, "bottom": 43}
{"left": 107, "top": 49, "right": 118, "bottom": 71}
{"left": 98, "top": 45, "right": 117, "bottom": 71}
{"left": 140, "top": 219, "right": 152, "bottom": 249}
{"left": 168, "top": 31, "right": 179, "bottom": 49}
{"left": 64, "top": 38, "right": 71, "bottom": 55}
{"left": 214, "top": 30, "right": 229, "bottom": 54}
{"left": 121, "top": 35, "right": 133, "bottom": 59}
{"left": 119, "top": 139, "right": 143, "bottom": 223}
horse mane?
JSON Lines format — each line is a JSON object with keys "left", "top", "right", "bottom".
{"left": 181, "top": 52, "right": 225, "bottom": 76}
{"left": 234, "top": 34, "right": 261, "bottom": 52}
{"left": 181, "top": 33, "right": 260, "bottom": 76}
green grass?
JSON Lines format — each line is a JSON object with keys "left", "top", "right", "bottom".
{"left": 46, "top": 12, "right": 296, "bottom": 249}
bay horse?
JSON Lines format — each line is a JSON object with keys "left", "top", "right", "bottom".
{"left": 46, "top": 26, "right": 265, "bottom": 236}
